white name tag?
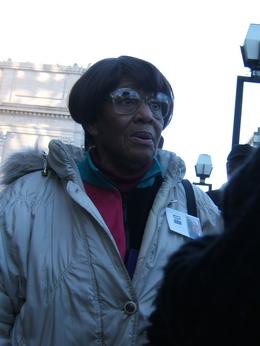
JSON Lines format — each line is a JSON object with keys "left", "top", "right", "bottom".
{"left": 166, "top": 207, "right": 203, "bottom": 239}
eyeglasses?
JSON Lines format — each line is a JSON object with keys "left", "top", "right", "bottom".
{"left": 109, "top": 88, "right": 170, "bottom": 120}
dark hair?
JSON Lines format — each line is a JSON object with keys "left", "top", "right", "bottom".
{"left": 68, "top": 55, "right": 174, "bottom": 132}
{"left": 226, "top": 144, "right": 256, "bottom": 177}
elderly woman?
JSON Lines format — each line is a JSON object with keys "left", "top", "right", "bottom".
{"left": 0, "top": 56, "right": 221, "bottom": 345}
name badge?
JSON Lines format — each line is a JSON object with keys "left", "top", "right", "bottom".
{"left": 166, "top": 207, "right": 202, "bottom": 239}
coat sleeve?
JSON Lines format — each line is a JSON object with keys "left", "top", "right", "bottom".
{"left": 0, "top": 189, "right": 33, "bottom": 345}
{"left": 0, "top": 281, "right": 13, "bottom": 346}
{"left": 192, "top": 184, "right": 223, "bottom": 234}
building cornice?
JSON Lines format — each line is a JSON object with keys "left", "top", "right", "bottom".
{"left": 0, "top": 59, "right": 90, "bottom": 74}
{"left": 0, "top": 104, "right": 71, "bottom": 119}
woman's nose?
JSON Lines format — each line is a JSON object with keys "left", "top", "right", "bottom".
{"left": 133, "top": 101, "right": 154, "bottom": 122}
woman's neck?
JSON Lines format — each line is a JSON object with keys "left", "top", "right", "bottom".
{"left": 90, "top": 149, "right": 153, "bottom": 183}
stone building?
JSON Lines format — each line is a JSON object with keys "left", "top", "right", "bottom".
{"left": 0, "top": 59, "right": 88, "bottom": 164}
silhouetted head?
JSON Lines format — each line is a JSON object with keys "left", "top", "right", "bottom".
{"left": 223, "top": 144, "right": 260, "bottom": 231}
{"left": 226, "top": 144, "right": 255, "bottom": 179}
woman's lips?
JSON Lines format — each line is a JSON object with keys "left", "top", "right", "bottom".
{"left": 130, "top": 132, "right": 154, "bottom": 145}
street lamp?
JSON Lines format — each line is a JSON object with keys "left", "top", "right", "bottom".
{"left": 194, "top": 154, "right": 213, "bottom": 191}
{"left": 241, "top": 24, "right": 260, "bottom": 75}
{"left": 232, "top": 24, "right": 260, "bottom": 148}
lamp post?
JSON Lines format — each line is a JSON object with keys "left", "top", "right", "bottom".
{"left": 232, "top": 24, "right": 260, "bottom": 148}
{"left": 193, "top": 154, "right": 213, "bottom": 191}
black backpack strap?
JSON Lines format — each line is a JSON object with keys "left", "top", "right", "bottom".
{"left": 181, "top": 179, "right": 197, "bottom": 217}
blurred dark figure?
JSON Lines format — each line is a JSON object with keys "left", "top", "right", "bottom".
{"left": 207, "top": 144, "right": 256, "bottom": 209}
{"left": 147, "top": 144, "right": 260, "bottom": 346}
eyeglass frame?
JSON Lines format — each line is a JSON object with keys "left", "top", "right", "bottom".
{"left": 108, "top": 87, "right": 171, "bottom": 120}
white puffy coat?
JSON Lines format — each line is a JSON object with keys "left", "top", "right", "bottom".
{"left": 0, "top": 140, "right": 222, "bottom": 346}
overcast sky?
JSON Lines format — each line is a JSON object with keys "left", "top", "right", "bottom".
{"left": 1, "top": 0, "right": 260, "bottom": 187}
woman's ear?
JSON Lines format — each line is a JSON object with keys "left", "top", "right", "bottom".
{"left": 85, "top": 123, "right": 98, "bottom": 137}
{"left": 82, "top": 123, "right": 97, "bottom": 150}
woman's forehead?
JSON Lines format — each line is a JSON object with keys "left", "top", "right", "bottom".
{"left": 116, "top": 78, "right": 138, "bottom": 88}
{"left": 115, "top": 78, "right": 154, "bottom": 93}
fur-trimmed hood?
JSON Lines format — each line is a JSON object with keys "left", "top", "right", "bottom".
{"left": 0, "top": 149, "right": 47, "bottom": 186}
{"left": 0, "top": 140, "right": 85, "bottom": 186}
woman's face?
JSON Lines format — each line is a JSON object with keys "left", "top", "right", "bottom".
{"left": 88, "top": 79, "right": 165, "bottom": 173}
